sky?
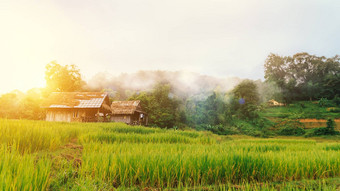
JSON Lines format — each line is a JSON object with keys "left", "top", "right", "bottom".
{"left": 0, "top": 0, "right": 340, "bottom": 94}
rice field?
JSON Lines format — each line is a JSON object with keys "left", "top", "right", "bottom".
{"left": 0, "top": 119, "right": 339, "bottom": 190}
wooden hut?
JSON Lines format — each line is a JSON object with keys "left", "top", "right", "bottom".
{"left": 43, "top": 92, "right": 111, "bottom": 122}
{"left": 110, "top": 100, "right": 148, "bottom": 125}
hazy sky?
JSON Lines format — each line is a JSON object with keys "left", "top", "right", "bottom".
{"left": 1, "top": 0, "right": 340, "bottom": 94}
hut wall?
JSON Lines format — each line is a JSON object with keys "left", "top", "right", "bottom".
{"left": 111, "top": 115, "right": 131, "bottom": 124}
{"left": 46, "top": 109, "right": 73, "bottom": 122}
{"left": 46, "top": 109, "right": 96, "bottom": 122}
{"left": 110, "top": 112, "right": 148, "bottom": 125}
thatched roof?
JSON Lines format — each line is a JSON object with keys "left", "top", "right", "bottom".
{"left": 111, "top": 100, "right": 144, "bottom": 115}
{"left": 43, "top": 92, "right": 110, "bottom": 109}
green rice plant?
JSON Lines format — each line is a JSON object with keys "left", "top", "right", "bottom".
{"left": 1, "top": 119, "right": 339, "bottom": 190}
{"left": 101, "top": 123, "right": 203, "bottom": 138}
{"left": 81, "top": 132, "right": 215, "bottom": 145}
{"left": 101, "top": 123, "right": 165, "bottom": 134}
{"left": 0, "top": 119, "right": 97, "bottom": 153}
{"left": 0, "top": 145, "right": 51, "bottom": 191}
{"left": 324, "top": 144, "right": 340, "bottom": 151}
{"left": 78, "top": 141, "right": 340, "bottom": 188}
{"left": 241, "top": 145, "right": 286, "bottom": 152}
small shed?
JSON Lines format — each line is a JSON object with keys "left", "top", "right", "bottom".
{"left": 111, "top": 100, "right": 148, "bottom": 125}
{"left": 43, "top": 92, "right": 111, "bottom": 122}
{"left": 267, "top": 99, "right": 285, "bottom": 107}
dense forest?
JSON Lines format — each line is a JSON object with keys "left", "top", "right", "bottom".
{"left": 1, "top": 53, "right": 339, "bottom": 136}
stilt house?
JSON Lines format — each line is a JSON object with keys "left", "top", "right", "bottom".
{"left": 43, "top": 92, "right": 111, "bottom": 122}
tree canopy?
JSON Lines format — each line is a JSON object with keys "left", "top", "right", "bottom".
{"left": 45, "top": 61, "right": 85, "bottom": 92}
{"left": 231, "top": 80, "right": 260, "bottom": 120}
{"left": 129, "top": 83, "right": 181, "bottom": 128}
{"left": 264, "top": 52, "right": 340, "bottom": 102}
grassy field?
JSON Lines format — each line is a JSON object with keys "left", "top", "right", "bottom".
{"left": 260, "top": 101, "right": 340, "bottom": 132}
{"left": 261, "top": 101, "right": 340, "bottom": 119}
{"left": 0, "top": 119, "right": 340, "bottom": 190}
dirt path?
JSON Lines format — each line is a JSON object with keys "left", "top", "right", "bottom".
{"left": 48, "top": 138, "right": 84, "bottom": 189}
{"left": 58, "top": 139, "right": 83, "bottom": 167}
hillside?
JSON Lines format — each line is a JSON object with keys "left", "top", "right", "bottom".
{"left": 261, "top": 101, "right": 340, "bottom": 131}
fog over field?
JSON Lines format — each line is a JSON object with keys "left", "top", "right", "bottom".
{"left": 87, "top": 70, "right": 243, "bottom": 98}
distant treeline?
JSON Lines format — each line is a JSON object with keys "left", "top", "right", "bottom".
{"left": 265, "top": 52, "right": 340, "bottom": 102}
{"left": 0, "top": 53, "right": 339, "bottom": 134}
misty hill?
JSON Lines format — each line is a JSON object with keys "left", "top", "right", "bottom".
{"left": 87, "top": 70, "right": 243, "bottom": 100}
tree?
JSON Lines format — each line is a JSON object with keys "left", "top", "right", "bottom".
{"left": 232, "top": 80, "right": 260, "bottom": 105}
{"left": 45, "top": 61, "right": 85, "bottom": 92}
{"left": 185, "top": 91, "right": 228, "bottom": 129}
{"left": 321, "top": 73, "right": 340, "bottom": 99}
{"left": 0, "top": 91, "right": 23, "bottom": 119}
{"left": 129, "top": 83, "right": 181, "bottom": 128}
{"left": 264, "top": 53, "right": 340, "bottom": 101}
{"left": 232, "top": 80, "right": 260, "bottom": 120}
{"left": 19, "top": 88, "right": 45, "bottom": 120}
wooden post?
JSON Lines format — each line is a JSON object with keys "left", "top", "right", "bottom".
{"left": 139, "top": 113, "right": 141, "bottom": 125}
{"left": 97, "top": 109, "right": 100, "bottom": 122}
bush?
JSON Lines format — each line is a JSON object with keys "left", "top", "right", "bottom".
{"left": 318, "top": 98, "right": 334, "bottom": 107}
{"left": 333, "top": 96, "right": 340, "bottom": 106}
{"left": 205, "top": 124, "right": 240, "bottom": 135}
{"left": 278, "top": 126, "right": 305, "bottom": 136}
{"left": 273, "top": 119, "right": 305, "bottom": 136}
{"left": 305, "top": 119, "right": 339, "bottom": 136}
{"left": 329, "top": 108, "right": 340, "bottom": 113}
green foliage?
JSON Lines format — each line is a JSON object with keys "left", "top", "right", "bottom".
{"left": 326, "top": 118, "right": 336, "bottom": 132}
{"left": 308, "top": 127, "right": 336, "bottom": 136}
{"left": 232, "top": 80, "right": 261, "bottom": 121}
{"left": 185, "top": 91, "right": 229, "bottom": 129}
{"left": 318, "top": 98, "right": 335, "bottom": 107}
{"left": 0, "top": 89, "right": 45, "bottom": 120}
{"left": 278, "top": 126, "right": 305, "bottom": 136}
{"left": 334, "top": 95, "right": 340, "bottom": 106}
{"left": 273, "top": 119, "right": 306, "bottom": 136}
{"left": 45, "top": 61, "right": 85, "bottom": 93}
{"left": 129, "top": 83, "right": 181, "bottom": 128}
{"left": 0, "top": 91, "right": 21, "bottom": 119}
{"left": 261, "top": 101, "right": 340, "bottom": 119}
{"left": 305, "top": 119, "right": 339, "bottom": 137}
{"left": 232, "top": 80, "right": 260, "bottom": 105}
{"left": 264, "top": 53, "right": 340, "bottom": 102}
{"left": 205, "top": 124, "right": 240, "bottom": 135}
{"left": 0, "top": 62, "right": 88, "bottom": 120}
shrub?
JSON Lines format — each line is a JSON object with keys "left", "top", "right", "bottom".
{"left": 329, "top": 108, "right": 340, "bottom": 113}
{"left": 274, "top": 119, "right": 306, "bottom": 136}
{"left": 278, "top": 126, "right": 305, "bottom": 136}
{"left": 305, "top": 119, "right": 339, "bottom": 136}
{"left": 333, "top": 96, "right": 340, "bottom": 106}
{"left": 206, "top": 124, "right": 240, "bottom": 135}
{"left": 318, "top": 98, "right": 334, "bottom": 107}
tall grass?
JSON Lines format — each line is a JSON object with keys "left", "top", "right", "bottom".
{"left": 0, "top": 119, "right": 339, "bottom": 190}
{"left": 79, "top": 141, "right": 340, "bottom": 188}
{"left": 0, "top": 119, "right": 95, "bottom": 153}
{"left": 82, "top": 132, "right": 215, "bottom": 144}
{"left": 0, "top": 145, "right": 51, "bottom": 191}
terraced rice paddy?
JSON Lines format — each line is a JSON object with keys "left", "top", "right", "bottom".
{"left": 0, "top": 119, "right": 339, "bottom": 190}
